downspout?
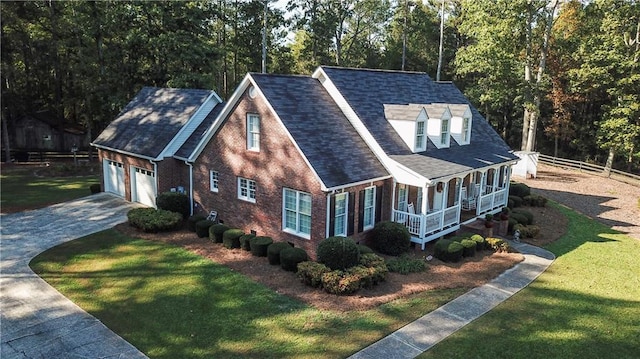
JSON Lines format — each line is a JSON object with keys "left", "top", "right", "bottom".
{"left": 186, "top": 161, "right": 194, "bottom": 216}
{"left": 325, "top": 193, "right": 331, "bottom": 238}
{"left": 150, "top": 159, "right": 158, "bottom": 208}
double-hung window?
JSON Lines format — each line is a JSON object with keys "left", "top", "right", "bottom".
{"left": 334, "top": 193, "right": 348, "bottom": 236}
{"left": 283, "top": 188, "right": 312, "bottom": 238}
{"left": 462, "top": 117, "right": 470, "bottom": 143}
{"left": 210, "top": 170, "right": 219, "bottom": 192}
{"left": 247, "top": 114, "right": 260, "bottom": 151}
{"left": 237, "top": 177, "right": 256, "bottom": 203}
{"left": 415, "top": 120, "right": 426, "bottom": 151}
{"left": 362, "top": 187, "right": 376, "bottom": 230}
{"left": 440, "top": 118, "right": 450, "bottom": 145}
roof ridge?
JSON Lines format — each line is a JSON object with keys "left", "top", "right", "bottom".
{"left": 320, "top": 65, "right": 430, "bottom": 76}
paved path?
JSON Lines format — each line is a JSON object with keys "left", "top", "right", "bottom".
{"left": 349, "top": 241, "right": 555, "bottom": 359}
{"left": 1, "top": 193, "right": 148, "bottom": 359}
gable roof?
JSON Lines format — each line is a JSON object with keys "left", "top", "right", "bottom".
{"left": 92, "top": 87, "right": 216, "bottom": 159}
{"left": 316, "top": 66, "right": 518, "bottom": 181}
{"left": 174, "top": 101, "right": 225, "bottom": 160}
{"left": 246, "top": 73, "right": 389, "bottom": 189}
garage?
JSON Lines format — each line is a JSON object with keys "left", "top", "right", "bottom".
{"left": 131, "top": 167, "right": 156, "bottom": 207}
{"left": 103, "top": 160, "right": 125, "bottom": 197}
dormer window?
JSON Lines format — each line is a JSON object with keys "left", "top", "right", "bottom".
{"left": 415, "top": 120, "right": 426, "bottom": 151}
{"left": 462, "top": 117, "right": 470, "bottom": 142}
{"left": 440, "top": 118, "right": 450, "bottom": 146}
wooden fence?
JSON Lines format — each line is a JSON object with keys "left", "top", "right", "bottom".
{"left": 538, "top": 153, "right": 640, "bottom": 186}
{"left": 4, "top": 150, "right": 98, "bottom": 163}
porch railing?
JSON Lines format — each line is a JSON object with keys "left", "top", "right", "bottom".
{"left": 477, "top": 187, "right": 508, "bottom": 215}
{"left": 392, "top": 205, "right": 460, "bottom": 240}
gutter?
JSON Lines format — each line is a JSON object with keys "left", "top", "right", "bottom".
{"left": 186, "top": 161, "right": 194, "bottom": 216}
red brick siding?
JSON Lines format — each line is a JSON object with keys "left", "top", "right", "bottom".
{"left": 97, "top": 149, "right": 155, "bottom": 202}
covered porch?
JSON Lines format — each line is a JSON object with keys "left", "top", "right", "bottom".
{"left": 392, "top": 164, "right": 512, "bottom": 249}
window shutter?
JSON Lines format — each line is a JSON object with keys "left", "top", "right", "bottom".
{"left": 375, "top": 186, "right": 383, "bottom": 223}
{"left": 358, "top": 189, "right": 365, "bottom": 233}
{"left": 347, "top": 192, "right": 355, "bottom": 236}
{"left": 328, "top": 195, "right": 335, "bottom": 237}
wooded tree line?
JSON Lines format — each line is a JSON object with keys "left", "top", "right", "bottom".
{"left": 1, "top": 0, "right": 638, "bottom": 171}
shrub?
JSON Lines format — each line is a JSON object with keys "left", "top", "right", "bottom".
{"left": 250, "top": 236, "right": 273, "bottom": 257}
{"left": 434, "top": 239, "right": 453, "bottom": 261}
{"left": 297, "top": 261, "right": 331, "bottom": 287}
{"left": 359, "top": 253, "right": 388, "bottom": 284}
{"left": 512, "top": 209, "right": 534, "bottom": 225}
{"left": 89, "top": 183, "right": 101, "bottom": 194}
{"left": 508, "top": 195, "right": 523, "bottom": 208}
{"left": 222, "top": 229, "right": 244, "bottom": 249}
{"left": 447, "top": 241, "right": 464, "bottom": 262}
{"left": 510, "top": 212, "right": 529, "bottom": 226}
{"left": 127, "top": 208, "right": 182, "bottom": 233}
{"left": 209, "top": 224, "right": 230, "bottom": 243}
{"left": 460, "top": 239, "right": 477, "bottom": 257}
{"left": 514, "top": 224, "right": 541, "bottom": 238}
{"left": 357, "top": 244, "right": 374, "bottom": 254}
{"left": 370, "top": 221, "right": 411, "bottom": 256}
{"left": 321, "top": 270, "right": 361, "bottom": 295}
{"left": 317, "top": 236, "right": 360, "bottom": 270}
{"left": 386, "top": 255, "right": 427, "bottom": 274}
{"left": 187, "top": 215, "right": 206, "bottom": 232}
{"left": 156, "top": 192, "right": 190, "bottom": 219}
{"left": 470, "top": 234, "right": 485, "bottom": 250}
{"left": 486, "top": 237, "right": 511, "bottom": 253}
{"left": 523, "top": 194, "right": 547, "bottom": 207}
{"left": 509, "top": 183, "right": 531, "bottom": 198}
{"left": 508, "top": 217, "right": 519, "bottom": 234}
{"left": 195, "top": 220, "right": 215, "bottom": 238}
{"left": 239, "top": 234, "right": 255, "bottom": 251}
{"left": 280, "top": 247, "right": 308, "bottom": 271}
{"left": 267, "top": 242, "right": 292, "bottom": 265}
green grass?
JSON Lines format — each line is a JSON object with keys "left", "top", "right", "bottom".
{"left": 419, "top": 202, "right": 640, "bottom": 359}
{"left": 1, "top": 165, "right": 99, "bottom": 212}
{"left": 31, "top": 230, "right": 463, "bottom": 359}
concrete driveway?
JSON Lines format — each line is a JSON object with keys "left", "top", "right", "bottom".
{"left": 1, "top": 193, "right": 148, "bottom": 359}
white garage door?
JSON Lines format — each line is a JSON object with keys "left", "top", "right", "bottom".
{"left": 103, "top": 160, "right": 125, "bottom": 197}
{"left": 131, "top": 167, "right": 156, "bottom": 207}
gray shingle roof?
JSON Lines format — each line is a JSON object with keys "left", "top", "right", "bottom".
{"left": 174, "top": 102, "right": 225, "bottom": 159}
{"left": 93, "top": 87, "right": 214, "bottom": 159}
{"left": 251, "top": 73, "right": 389, "bottom": 189}
{"left": 320, "top": 67, "right": 518, "bottom": 179}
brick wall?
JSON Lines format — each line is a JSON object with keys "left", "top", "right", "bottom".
{"left": 97, "top": 149, "right": 154, "bottom": 202}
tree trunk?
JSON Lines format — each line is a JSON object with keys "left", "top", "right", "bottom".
{"left": 2, "top": 110, "right": 12, "bottom": 163}
{"left": 604, "top": 148, "right": 615, "bottom": 177}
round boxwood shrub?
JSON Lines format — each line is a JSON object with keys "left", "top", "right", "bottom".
{"left": 187, "top": 214, "right": 206, "bottom": 232}
{"left": 510, "top": 212, "right": 529, "bottom": 226}
{"left": 447, "top": 241, "right": 464, "bottom": 262}
{"left": 357, "top": 244, "right": 374, "bottom": 255}
{"left": 508, "top": 195, "right": 523, "bottom": 208}
{"left": 209, "top": 224, "right": 230, "bottom": 243}
{"left": 297, "top": 261, "right": 330, "bottom": 287}
{"left": 460, "top": 239, "right": 477, "bottom": 257}
{"left": 280, "top": 247, "right": 308, "bottom": 272}
{"left": 317, "top": 236, "right": 360, "bottom": 270}
{"left": 156, "top": 192, "right": 190, "bottom": 219}
{"left": 250, "top": 236, "right": 273, "bottom": 257}
{"left": 127, "top": 208, "right": 182, "bottom": 233}
{"left": 434, "top": 239, "right": 453, "bottom": 261}
{"left": 370, "top": 221, "right": 411, "bottom": 256}
{"left": 509, "top": 183, "right": 531, "bottom": 198}
{"left": 222, "top": 229, "right": 244, "bottom": 249}
{"left": 239, "top": 233, "right": 255, "bottom": 251}
{"left": 512, "top": 209, "right": 534, "bottom": 225}
{"left": 89, "top": 183, "right": 101, "bottom": 194}
{"left": 470, "top": 234, "right": 485, "bottom": 250}
{"left": 195, "top": 220, "right": 215, "bottom": 238}
{"left": 267, "top": 242, "right": 292, "bottom": 265}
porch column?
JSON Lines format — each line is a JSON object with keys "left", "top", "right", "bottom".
{"left": 420, "top": 184, "right": 429, "bottom": 214}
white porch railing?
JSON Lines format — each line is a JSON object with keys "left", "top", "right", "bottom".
{"left": 393, "top": 205, "right": 461, "bottom": 249}
{"left": 477, "top": 187, "right": 508, "bottom": 215}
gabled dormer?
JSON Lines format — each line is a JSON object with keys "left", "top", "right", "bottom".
{"left": 448, "top": 104, "right": 472, "bottom": 145}
{"left": 384, "top": 103, "right": 460, "bottom": 151}
{"left": 423, "top": 104, "right": 452, "bottom": 149}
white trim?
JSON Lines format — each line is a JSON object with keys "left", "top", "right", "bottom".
{"left": 209, "top": 170, "right": 219, "bottom": 192}
{"left": 333, "top": 192, "right": 348, "bottom": 237}
{"left": 362, "top": 186, "right": 376, "bottom": 231}
{"left": 92, "top": 144, "right": 156, "bottom": 162}
{"left": 237, "top": 177, "right": 256, "bottom": 203}
{"left": 246, "top": 113, "right": 260, "bottom": 151}
{"left": 282, "top": 188, "right": 312, "bottom": 239}
{"left": 323, "top": 175, "right": 392, "bottom": 192}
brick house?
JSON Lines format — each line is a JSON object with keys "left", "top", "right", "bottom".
{"left": 94, "top": 67, "right": 518, "bottom": 255}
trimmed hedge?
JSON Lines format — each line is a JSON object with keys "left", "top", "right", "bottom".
{"left": 127, "top": 208, "right": 182, "bottom": 233}
{"left": 447, "top": 241, "right": 464, "bottom": 262}
{"left": 523, "top": 194, "right": 548, "bottom": 207}
{"left": 156, "top": 192, "right": 190, "bottom": 219}
{"left": 508, "top": 195, "right": 523, "bottom": 208}
{"left": 297, "top": 253, "right": 388, "bottom": 294}
{"left": 386, "top": 255, "right": 427, "bottom": 274}
{"left": 239, "top": 234, "right": 255, "bottom": 251}
{"left": 434, "top": 239, "right": 453, "bottom": 261}
{"left": 514, "top": 224, "right": 541, "bottom": 238}
{"left": 486, "top": 237, "right": 511, "bottom": 253}
{"left": 280, "top": 247, "right": 308, "bottom": 271}
{"left": 510, "top": 212, "right": 529, "bottom": 226}
{"left": 209, "top": 224, "right": 230, "bottom": 243}
{"left": 267, "top": 242, "right": 292, "bottom": 265}
{"left": 357, "top": 244, "right": 374, "bottom": 254}
{"left": 509, "top": 183, "right": 531, "bottom": 198}
{"left": 250, "top": 236, "right": 273, "bottom": 257}
{"left": 460, "top": 239, "right": 477, "bottom": 257}
{"left": 317, "top": 236, "right": 360, "bottom": 270}
{"left": 470, "top": 234, "right": 485, "bottom": 250}
{"left": 195, "top": 220, "right": 215, "bottom": 238}
{"left": 370, "top": 221, "right": 411, "bottom": 256}
{"left": 222, "top": 229, "right": 244, "bottom": 249}
{"left": 89, "top": 183, "right": 101, "bottom": 194}
{"left": 297, "top": 261, "right": 331, "bottom": 287}
{"left": 187, "top": 215, "right": 206, "bottom": 232}
{"left": 512, "top": 209, "right": 534, "bottom": 225}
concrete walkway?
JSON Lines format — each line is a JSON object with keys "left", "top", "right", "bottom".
{"left": 349, "top": 241, "right": 555, "bottom": 359}
{"left": 1, "top": 193, "right": 148, "bottom": 359}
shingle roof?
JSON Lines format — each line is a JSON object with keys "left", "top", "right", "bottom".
{"left": 93, "top": 87, "right": 214, "bottom": 159}
{"left": 251, "top": 73, "right": 389, "bottom": 189}
{"left": 320, "top": 67, "right": 517, "bottom": 179}
{"left": 174, "top": 102, "right": 225, "bottom": 159}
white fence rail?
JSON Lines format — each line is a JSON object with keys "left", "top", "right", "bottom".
{"left": 538, "top": 154, "right": 640, "bottom": 186}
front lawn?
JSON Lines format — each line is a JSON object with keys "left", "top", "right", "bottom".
{"left": 30, "top": 229, "right": 463, "bottom": 359}
{"left": 1, "top": 164, "right": 100, "bottom": 213}
{"left": 419, "top": 203, "right": 640, "bottom": 358}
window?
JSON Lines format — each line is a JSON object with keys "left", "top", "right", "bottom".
{"left": 362, "top": 187, "right": 376, "bottom": 230}
{"left": 462, "top": 117, "right": 470, "bottom": 142}
{"left": 334, "top": 193, "right": 348, "bottom": 236}
{"left": 398, "top": 185, "right": 408, "bottom": 212}
{"left": 441, "top": 118, "right": 449, "bottom": 145}
{"left": 247, "top": 114, "right": 260, "bottom": 151}
{"left": 209, "top": 171, "right": 219, "bottom": 192}
{"left": 237, "top": 177, "right": 256, "bottom": 202}
{"left": 283, "top": 188, "right": 312, "bottom": 238}
{"left": 415, "top": 120, "right": 426, "bottom": 151}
